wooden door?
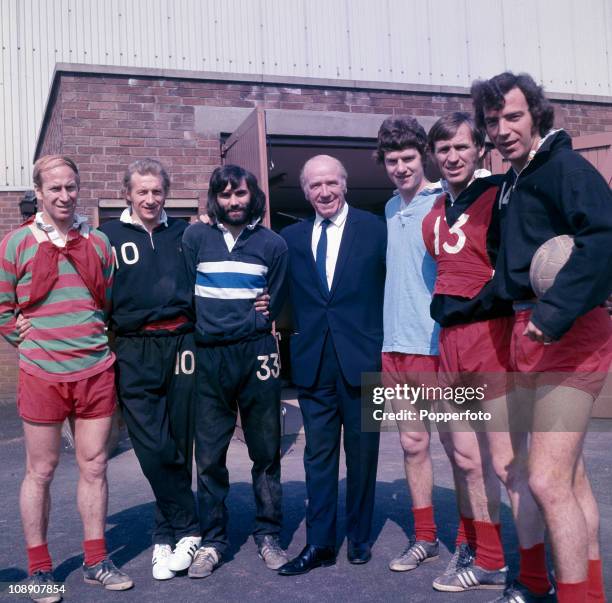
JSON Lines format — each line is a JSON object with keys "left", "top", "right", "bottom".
{"left": 221, "top": 107, "right": 271, "bottom": 227}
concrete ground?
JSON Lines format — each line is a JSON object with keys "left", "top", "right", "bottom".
{"left": 0, "top": 402, "right": 610, "bottom": 602}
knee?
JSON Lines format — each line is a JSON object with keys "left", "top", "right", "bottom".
{"left": 527, "top": 466, "right": 568, "bottom": 506}
{"left": 78, "top": 453, "right": 108, "bottom": 483}
{"left": 399, "top": 432, "right": 429, "bottom": 459}
{"left": 26, "top": 458, "right": 59, "bottom": 487}
{"left": 451, "top": 447, "right": 481, "bottom": 475}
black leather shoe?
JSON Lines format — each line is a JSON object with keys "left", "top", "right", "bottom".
{"left": 277, "top": 544, "right": 336, "bottom": 576}
{"left": 347, "top": 541, "right": 371, "bottom": 564}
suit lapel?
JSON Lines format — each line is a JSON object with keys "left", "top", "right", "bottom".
{"left": 329, "top": 206, "right": 358, "bottom": 299}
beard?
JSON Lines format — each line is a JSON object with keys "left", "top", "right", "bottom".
{"left": 218, "top": 204, "right": 250, "bottom": 226}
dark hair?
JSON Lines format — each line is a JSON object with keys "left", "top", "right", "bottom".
{"left": 470, "top": 72, "right": 555, "bottom": 136}
{"left": 123, "top": 158, "right": 170, "bottom": 196}
{"left": 207, "top": 164, "right": 266, "bottom": 223}
{"left": 428, "top": 112, "right": 485, "bottom": 152}
{"left": 374, "top": 116, "right": 428, "bottom": 163}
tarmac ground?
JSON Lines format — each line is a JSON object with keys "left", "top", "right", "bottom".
{"left": 0, "top": 401, "right": 611, "bottom": 602}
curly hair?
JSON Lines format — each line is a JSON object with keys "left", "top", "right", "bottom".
{"left": 374, "top": 116, "right": 428, "bottom": 164}
{"left": 207, "top": 164, "right": 266, "bottom": 224}
{"left": 471, "top": 72, "right": 554, "bottom": 136}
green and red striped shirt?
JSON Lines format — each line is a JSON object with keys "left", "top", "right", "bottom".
{"left": 0, "top": 222, "right": 115, "bottom": 381}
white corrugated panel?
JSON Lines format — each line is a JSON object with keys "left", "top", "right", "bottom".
{"left": 499, "top": 0, "right": 543, "bottom": 81}
{"left": 303, "top": 0, "right": 350, "bottom": 80}
{"left": 571, "top": 0, "right": 609, "bottom": 95}
{"left": 387, "top": 0, "right": 431, "bottom": 85}
{"left": 1, "top": 0, "right": 611, "bottom": 189}
{"left": 346, "top": 0, "right": 390, "bottom": 81}
{"left": 261, "top": 0, "right": 306, "bottom": 76}
{"left": 427, "top": 0, "right": 470, "bottom": 87}
{"left": 537, "top": 0, "right": 576, "bottom": 93}
{"left": 465, "top": 0, "right": 505, "bottom": 81}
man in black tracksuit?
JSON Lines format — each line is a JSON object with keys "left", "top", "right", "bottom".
{"left": 181, "top": 165, "right": 289, "bottom": 578}
{"left": 100, "top": 159, "right": 201, "bottom": 581}
{"left": 472, "top": 72, "right": 612, "bottom": 602}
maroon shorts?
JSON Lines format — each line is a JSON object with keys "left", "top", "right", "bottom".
{"left": 439, "top": 316, "right": 513, "bottom": 399}
{"left": 511, "top": 307, "right": 612, "bottom": 397}
{"left": 381, "top": 352, "right": 439, "bottom": 387}
{"left": 17, "top": 365, "right": 117, "bottom": 424}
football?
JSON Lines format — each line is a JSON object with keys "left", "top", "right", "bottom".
{"left": 529, "top": 234, "right": 575, "bottom": 297}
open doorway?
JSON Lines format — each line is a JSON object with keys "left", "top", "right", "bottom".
{"left": 265, "top": 136, "right": 394, "bottom": 231}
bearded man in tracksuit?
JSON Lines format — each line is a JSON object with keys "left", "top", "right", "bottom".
{"left": 99, "top": 159, "right": 201, "bottom": 581}
{"left": 182, "top": 164, "right": 289, "bottom": 579}
{"left": 472, "top": 72, "right": 612, "bottom": 603}
{"left": 423, "top": 112, "right": 552, "bottom": 601}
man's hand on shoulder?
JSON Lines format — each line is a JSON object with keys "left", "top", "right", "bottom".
{"left": 254, "top": 291, "right": 270, "bottom": 317}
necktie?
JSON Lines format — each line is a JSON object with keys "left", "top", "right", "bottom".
{"left": 316, "top": 218, "right": 331, "bottom": 294}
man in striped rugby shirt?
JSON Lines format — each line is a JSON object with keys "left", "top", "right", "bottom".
{"left": 182, "top": 164, "right": 289, "bottom": 579}
{"left": 0, "top": 155, "right": 133, "bottom": 599}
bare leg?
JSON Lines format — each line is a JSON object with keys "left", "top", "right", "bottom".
{"left": 74, "top": 416, "right": 113, "bottom": 540}
{"left": 398, "top": 430, "right": 433, "bottom": 508}
{"left": 573, "top": 454, "right": 600, "bottom": 561}
{"left": 20, "top": 421, "right": 62, "bottom": 546}
{"left": 486, "top": 391, "right": 545, "bottom": 548}
{"left": 447, "top": 429, "right": 500, "bottom": 523}
{"left": 528, "top": 385, "right": 594, "bottom": 583}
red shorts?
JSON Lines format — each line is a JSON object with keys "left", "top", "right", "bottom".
{"left": 381, "top": 352, "right": 439, "bottom": 387}
{"left": 439, "top": 316, "right": 513, "bottom": 399}
{"left": 511, "top": 307, "right": 612, "bottom": 397}
{"left": 18, "top": 365, "right": 117, "bottom": 424}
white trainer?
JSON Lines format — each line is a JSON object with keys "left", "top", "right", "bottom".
{"left": 152, "top": 544, "right": 175, "bottom": 580}
{"left": 167, "top": 536, "right": 202, "bottom": 572}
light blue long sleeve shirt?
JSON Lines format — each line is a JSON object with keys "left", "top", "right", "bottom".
{"left": 382, "top": 184, "right": 442, "bottom": 356}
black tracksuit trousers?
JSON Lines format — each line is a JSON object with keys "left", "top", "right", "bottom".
{"left": 194, "top": 333, "right": 282, "bottom": 555}
{"left": 115, "top": 330, "right": 200, "bottom": 545}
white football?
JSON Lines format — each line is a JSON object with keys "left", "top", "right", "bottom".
{"left": 529, "top": 234, "right": 575, "bottom": 297}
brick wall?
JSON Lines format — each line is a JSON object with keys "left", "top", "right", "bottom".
{"left": 0, "top": 192, "right": 23, "bottom": 403}
{"left": 0, "top": 73, "right": 610, "bottom": 402}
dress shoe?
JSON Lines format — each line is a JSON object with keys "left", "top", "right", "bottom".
{"left": 347, "top": 541, "right": 371, "bottom": 564}
{"left": 277, "top": 544, "right": 336, "bottom": 576}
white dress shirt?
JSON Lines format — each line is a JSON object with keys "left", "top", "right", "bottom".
{"left": 310, "top": 202, "right": 349, "bottom": 291}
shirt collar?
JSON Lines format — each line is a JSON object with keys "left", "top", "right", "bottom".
{"left": 35, "top": 211, "right": 88, "bottom": 233}
{"left": 120, "top": 207, "right": 168, "bottom": 228}
{"left": 314, "top": 201, "right": 348, "bottom": 228}
{"left": 215, "top": 216, "right": 261, "bottom": 234}
{"left": 444, "top": 169, "right": 491, "bottom": 205}
{"left": 398, "top": 181, "right": 443, "bottom": 211}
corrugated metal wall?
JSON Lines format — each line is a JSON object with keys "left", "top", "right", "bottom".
{"left": 1, "top": 0, "right": 611, "bottom": 188}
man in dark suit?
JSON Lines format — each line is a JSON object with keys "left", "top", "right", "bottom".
{"left": 278, "top": 154, "right": 386, "bottom": 575}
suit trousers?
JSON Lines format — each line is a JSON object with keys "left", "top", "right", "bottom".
{"left": 115, "top": 330, "right": 199, "bottom": 545}
{"left": 194, "top": 333, "right": 282, "bottom": 554}
{"left": 298, "top": 333, "right": 380, "bottom": 547}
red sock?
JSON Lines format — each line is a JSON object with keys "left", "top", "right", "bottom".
{"left": 412, "top": 506, "right": 437, "bottom": 542}
{"left": 473, "top": 520, "right": 505, "bottom": 570}
{"left": 518, "top": 543, "right": 552, "bottom": 595}
{"left": 557, "top": 581, "right": 588, "bottom": 603}
{"left": 83, "top": 539, "right": 107, "bottom": 567}
{"left": 27, "top": 543, "right": 52, "bottom": 575}
{"left": 587, "top": 559, "right": 606, "bottom": 602}
{"left": 455, "top": 515, "right": 476, "bottom": 550}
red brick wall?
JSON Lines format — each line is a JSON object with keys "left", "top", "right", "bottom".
{"left": 0, "top": 192, "right": 23, "bottom": 403}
